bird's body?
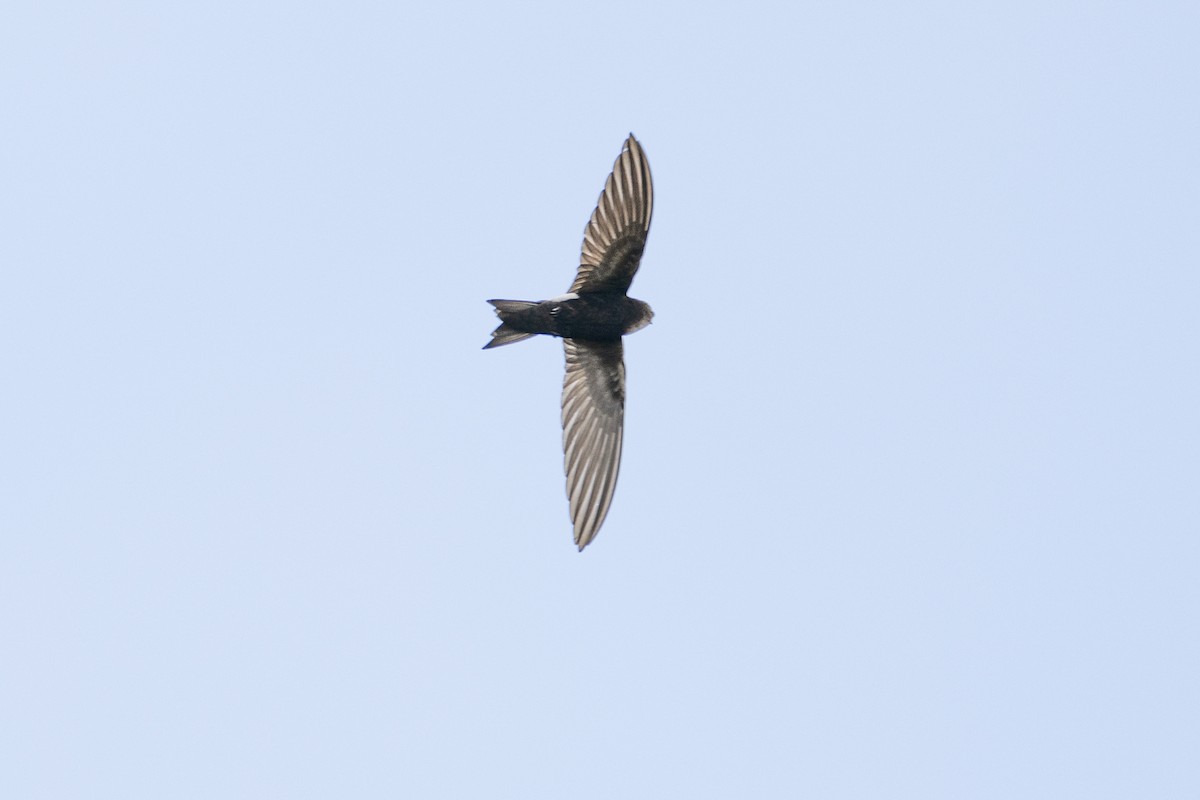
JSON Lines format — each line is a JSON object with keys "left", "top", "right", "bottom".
{"left": 483, "top": 134, "right": 654, "bottom": 551}
{"left": 486, "top": 293, "right": 653, "bottom": 344}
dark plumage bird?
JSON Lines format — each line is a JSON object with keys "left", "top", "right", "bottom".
{"left": 483, "top": 134, "right": 654, "bottom": 551}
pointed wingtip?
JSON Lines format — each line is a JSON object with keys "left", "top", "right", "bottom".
{"left": 575, "top": 529, "right": 597, "bottom": 552}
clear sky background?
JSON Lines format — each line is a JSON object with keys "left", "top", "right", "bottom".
{"left": 3, "top": 2, "right": 1198, "bottom": 798}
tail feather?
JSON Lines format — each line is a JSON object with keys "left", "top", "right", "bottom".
{"left": 483, "top": 299, "right": 539, "bottom": 349}
{"left": 483, "top": 325, "right": 536, "bottom": 349}
{"left": 488, "top": 299, "right": 538, "bottom": 313}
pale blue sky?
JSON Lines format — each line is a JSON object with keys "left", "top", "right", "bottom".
{"left": 2, "top": 2, "right": 1198, "bottom": 797}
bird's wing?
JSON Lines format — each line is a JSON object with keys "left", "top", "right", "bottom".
{"left": 561, "top": 338, "right": 625, "bottom": 550}
{"left": 569, "top": 134, "right": 653, "bottom": 294}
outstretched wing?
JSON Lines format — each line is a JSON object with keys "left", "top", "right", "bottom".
{"left": 569, "top": 134, "right": 653, "bottom": 294}
{"left": 561, "top": 338, "right": 625, "bottom": 550}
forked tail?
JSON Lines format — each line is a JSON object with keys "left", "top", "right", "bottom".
{"left": 483, "top": 299, "right": 538, "bottom": 349}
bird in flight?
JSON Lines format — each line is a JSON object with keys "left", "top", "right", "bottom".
{"left": 483, "top": 134, "right": 654, "bottom": 551}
